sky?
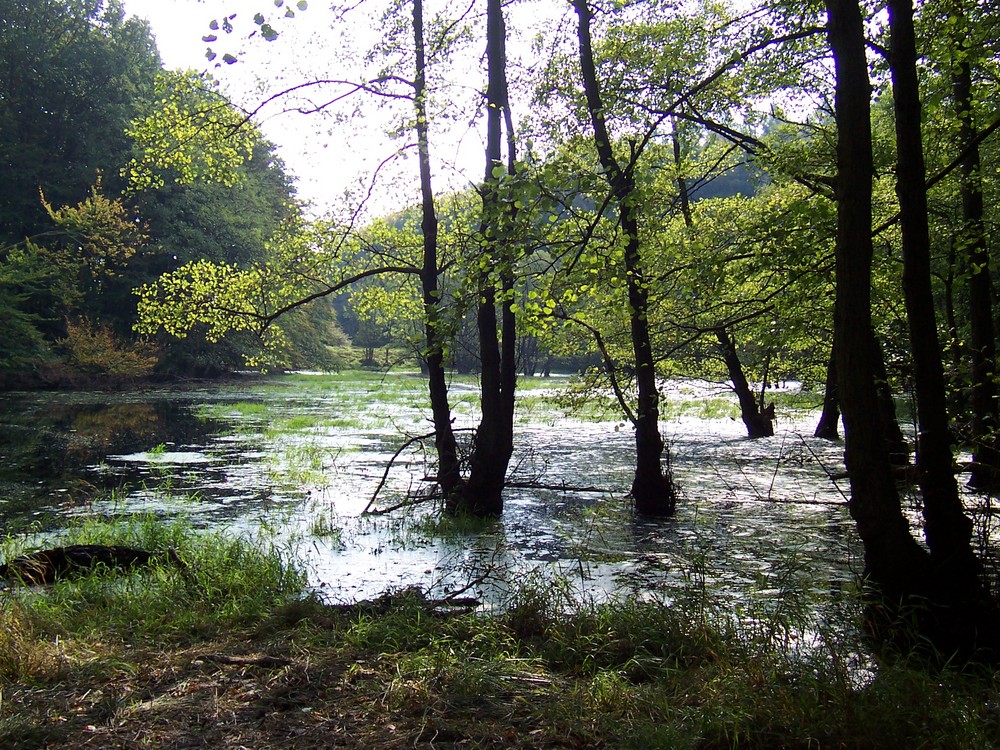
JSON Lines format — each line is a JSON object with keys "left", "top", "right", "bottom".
{"left": 120, "top": 0, "right": 496, "bottom": 217}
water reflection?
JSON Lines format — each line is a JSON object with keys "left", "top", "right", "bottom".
{"left": 0, "top": 376, "right": 862, "bottom": 614}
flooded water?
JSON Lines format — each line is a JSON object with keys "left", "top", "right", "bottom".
{"left": 0, "top": 373, "right": 866, "bottom": 615}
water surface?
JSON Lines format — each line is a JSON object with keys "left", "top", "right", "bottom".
{"left": 0, "top": 373, "right": 861, "bottom": 613}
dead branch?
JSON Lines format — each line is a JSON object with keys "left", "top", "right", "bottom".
{"left": 199, "top": 653, "right": 293, "bottom": 668}
{"left": 505, "top": 480, "right": 617, "bottom": 494}
{"left": 363, "top": 492, "right": 438, "bottom": 516}
{"left": 363, "top": 428, "right": 475, "bottom": 514}
{"left": 327, "top": 585, "right": 481, "bottom": 617}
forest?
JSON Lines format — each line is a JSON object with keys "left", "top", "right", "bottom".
{"left": 2, "top": 0, "right": 1000, "bottom": 741}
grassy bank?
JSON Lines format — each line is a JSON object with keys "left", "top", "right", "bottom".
{"left": 2, "top": 519, "right": 998, "bottom": 749}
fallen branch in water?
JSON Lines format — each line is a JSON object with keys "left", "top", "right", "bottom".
{"left": 364, "top": 428, "right": 475, "bottom": 514}
{"left": 327, "top": 585, "right": 481, "bottom": 617}
{"left": 363, "top": 492, "right": 437, "bottom": 516}
{"left": 506, "top": 480, "right": 617, "bottom": 494}
{"left": 827, "top": 462, "right": 978, "bottom": 483}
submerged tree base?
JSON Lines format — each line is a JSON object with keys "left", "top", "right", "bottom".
{"left": 860, "top": 570, "right": 1000, "bottom": 663}
{"left": 631, "top": 440, "right": 679, "bottom": 516}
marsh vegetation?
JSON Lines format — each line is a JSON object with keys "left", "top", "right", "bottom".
{"left": 2, "top": 513, "right": 999, "bottom": 749}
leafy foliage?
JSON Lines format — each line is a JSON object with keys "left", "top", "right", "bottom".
{"left": 58, "top": 318, "right": 159, "bottom": 379}
{"left": 0, "top": 0, "right": 159, "bottom": 245}
{"left": 124, "top": 71, "right": 259, "bottom": 192}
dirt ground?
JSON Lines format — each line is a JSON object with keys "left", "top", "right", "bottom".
{"left": 4, "top": 636, "right": 597, "bottom": 750}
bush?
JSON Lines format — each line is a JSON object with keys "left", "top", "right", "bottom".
{"left": 58, "top": 318, "right": 159, "bottom": 378}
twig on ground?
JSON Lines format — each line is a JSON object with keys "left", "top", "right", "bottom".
{"left": 198, "top": 653, "right": 293, "bottom": 668}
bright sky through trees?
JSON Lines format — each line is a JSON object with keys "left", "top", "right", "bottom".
{"left": 121, "top": 0, "right": 535, "bottom": 217}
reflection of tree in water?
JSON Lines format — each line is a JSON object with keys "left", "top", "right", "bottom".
{"left": 0, "top": 396, "right": 226, "bottom": 523}
{"left": 65, "top": 403, "right": 162, "bottom": 456}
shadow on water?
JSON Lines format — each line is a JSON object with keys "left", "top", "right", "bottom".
{"left": 0, "top": 375, "right": 861, "bottom": 618}
{"left": 0, "top": 395, "right": 223, "bottom": 523}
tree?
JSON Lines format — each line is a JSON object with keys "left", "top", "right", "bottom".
{"left": 410, "top": 0, "right": 463, "bottom": 502}
{"left": 814, "top": 346, "right": 841, "bottom": 439}
{"left": 825, "top": 0, "right": 932, "bottom": 606}
{"left": 669, "top": 125, "right": 776, "bottom": 439}
{"left": 827, "top": 0, "right": 997, "bottom": 653}
{"left": 0, "top": 0, "right": 159, "bottom": 245}
{"left": 0, "top": 1, "right": 330, "bottom": 379}
{"left": 448, "top": 0, "right": 519, "bottom": 517}
{"left": 887, "top": 0, "right": 984, "bottom": 596}
{"left": 952, "top": 17, "right": 1000, "bottom": 489}
{"left": 923, "top": 0, "right": 1000, "bottom": 488}
{"left": 571, "top": 0, "right": 676, "bottom": 515}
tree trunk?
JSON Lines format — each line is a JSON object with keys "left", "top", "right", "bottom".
{"left": 717, "top": 327, "right": 774, "bottom": 438}
{"left": 873, "top": 339, "right": 911, "bottom": 465}
{"left": 887, "top": 0, "right": 982, "bottom": 588}
{"left": 825, "top": 0, "right": 931, "bottom": 603}
{"left": 447, "top": 0, "right": 516, "bottom": 517}
{"left": 413, "top": 0, "right": 461, "bottom": 500}
{"left": 951, "top": 15, "right": 1000, "bottom": 490}
{"left": 573, "top": 0, "right": 675, "bottom": 516}
{"left": 815, "top": 343, "right": 841, "bottom": 439}
{"left": 943, "top": 240, "right": 962, "bottom": 381}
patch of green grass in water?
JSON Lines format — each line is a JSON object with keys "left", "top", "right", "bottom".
{"left": 770, "top": 388, "right": 825, "bottom": 413}
{"left": 413, "top": 510, "right": 500, "bottom": 540}
{"left": 658, "top": 397, "right": 741, "bottom": 421}
{"left": 309, "top": 509, "right": 345, "bottom": 545}
{"left": 225, "top": 401, "right": 270, "bottom": 417}
{"left": 277, "top": 415, "right": 325, "bottom": 431}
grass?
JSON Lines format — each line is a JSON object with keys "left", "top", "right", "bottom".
{"left": 413, "top": 509, "right": 501, "bottom": 539}
{"left": 309, "top": 507, "right": 345, "bottom": 544}
{"left": 2, "top": 516, "right": 1000, "bottom": 749}
{"left": 146, "top": 442, "right": 168, "bottom": 456}
{"left": 198, "top": 370, "right": 825, "bottom": 438}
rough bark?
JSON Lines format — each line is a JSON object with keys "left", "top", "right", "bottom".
{"left": 873, "top": 339, "right": 911, "bottom": 465}
{"left": 414, "top": 0, "right": 461, "bottom": 500}
{"left": 814, "top": 344, "right": 841, "bottom": 439}
{"left": 573, "top": 0, "right": 675, "bottom": 516}
{"left": 826, "top": 0, "right": 931, "bottom": 602}
{"left": 887, "top": 0, "right": 982, "bottom": 588}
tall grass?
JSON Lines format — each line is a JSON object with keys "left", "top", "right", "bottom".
{"left": 0, "top": 515, "right": 309, "bottom": 683}
{"left": 323, "top": 568, "right": 1000, "bottom": 749}
{"left": 3, "top": 515, "right": 1000, "bottom": 749}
